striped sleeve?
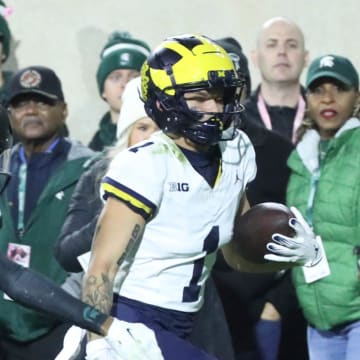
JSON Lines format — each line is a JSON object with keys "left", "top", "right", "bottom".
{"left": 102, "top": 176, "right": 157, "bottom": 221}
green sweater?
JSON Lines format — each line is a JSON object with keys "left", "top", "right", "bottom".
{"left": 0, "top": 140, "right": 93, "bottom": 341}
{"left": 287, "top": 118, "right": 360, "bottom": 330}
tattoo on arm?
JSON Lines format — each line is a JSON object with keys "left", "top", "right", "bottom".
{"left": 117, "top": 223, "right": 143, "bottom": 266}
{"left": 83, "top": 273, "right": 113, "bottom": 314}
{"left": 83, "top": 223, "right": 144, "bottom": 315}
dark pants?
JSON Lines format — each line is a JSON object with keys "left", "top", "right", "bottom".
{"left": 111, "top": 295, "right": 217, "bottom": 360}
{"left": 0, "top": 322, "right": 70, "bottom": 360}
{"left": 73, "top": 278, "right": 235, "bottom": 360}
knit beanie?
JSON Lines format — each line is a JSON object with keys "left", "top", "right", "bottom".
{"left": 116, "top": 76, "right": 147, "bottom": 140}
{"left": 96, "top": 31, "right": 150, "bottom": 95}
{"left": 0, "top": 1, "right": 11, "bottom": 63}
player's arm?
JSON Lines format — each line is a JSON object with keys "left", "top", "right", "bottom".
{"left": 82, "top": 196, "right": 145, "bottom": 340}
{"left": 79, "top": 196, "right": 162, "bottom": 360}
{"left": 221, "top": 194, "right": 284, "bottom": 272}
{"left": 221, "top": 194, "right": 260, "bottom": 271}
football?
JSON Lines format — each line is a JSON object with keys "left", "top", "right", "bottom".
{"left": 233, "top": 202, "right": 295, "bottom": 264}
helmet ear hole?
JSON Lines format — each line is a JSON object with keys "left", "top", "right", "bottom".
{"left": 155, "top": 100, "right": 164, "bottom": 112}
{"left": 155, "top": 90, "right": 176, "bottom": 111}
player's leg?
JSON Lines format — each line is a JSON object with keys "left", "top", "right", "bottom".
{"left": 111, "top": 295, "right": 217, "bottom": 360}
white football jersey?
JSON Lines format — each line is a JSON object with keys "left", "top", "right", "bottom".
{"left": 102, "top": 130, "right": 256, "bottom": 312}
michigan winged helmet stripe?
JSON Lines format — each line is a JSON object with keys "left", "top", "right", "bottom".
{"left": 146, "top": 35, "right": 235, "bottom": 97}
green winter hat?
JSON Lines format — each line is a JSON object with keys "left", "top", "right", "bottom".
{"left": 0, "top": 1, "right": 11, "bottom": 63}
{"left": 306, "top": 54, "right": 359, "bottom": 90}
{"left": 96, "top": 31, "right": 150, "bottom": 95}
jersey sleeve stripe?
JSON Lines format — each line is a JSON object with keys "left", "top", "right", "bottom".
{"left": 102, "top": 176, "right": 156, "bottom": 219}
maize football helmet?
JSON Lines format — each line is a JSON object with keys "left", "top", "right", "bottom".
{"left": 141, "top": 34, "right": 245, "bottom": 145}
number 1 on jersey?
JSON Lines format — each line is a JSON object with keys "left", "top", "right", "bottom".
{"left": 182, "top": 226, "right": 219, "bottom": 303}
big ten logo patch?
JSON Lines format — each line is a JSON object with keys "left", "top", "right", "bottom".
{"left": 168, "top": 182, "right": 190, "bottom": 192}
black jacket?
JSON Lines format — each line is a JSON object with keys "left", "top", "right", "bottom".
{"left": 243, "top": 86, "right": 306, "bottom": 142}
{"left": 212, "top": 119, "right": 299, "bottom": 355}
{"left": 54, "top": 156, "right": 108, "bottom": 272}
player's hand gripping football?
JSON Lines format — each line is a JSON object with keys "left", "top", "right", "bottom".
{"left": 264, "top": 207, "right": 323, "bottom": 267}
{"left": 86, "top": 318, "right": 164, "bottom": 360}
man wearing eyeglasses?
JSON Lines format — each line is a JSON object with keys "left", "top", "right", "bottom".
{"left": 0, "top": 66, "right": 94, "bottom": 359}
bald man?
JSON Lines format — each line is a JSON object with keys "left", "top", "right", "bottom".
{"left": 244, "top": 17, "right": 309, "bottom": 143}
{"left": 238, "top": 17, "right": 309, "bottom": 360}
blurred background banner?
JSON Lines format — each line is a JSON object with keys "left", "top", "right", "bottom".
{"left": 6, "top": 0, "right": 359, "bottom": 143}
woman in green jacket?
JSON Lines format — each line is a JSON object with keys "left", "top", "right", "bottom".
{"left": 287, "top": 54, "right": 360, "bottom": 360}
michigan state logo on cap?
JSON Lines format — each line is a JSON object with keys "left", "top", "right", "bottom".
{"left": 319, "top": 55, "right": 335, "bottom": 68}
{"left": 306, "top": 54, "right": 359, "bottom": 89}
{"left": 19, "top": 70, "right": 42, "bottom": 88}
{"left": 119, "top": 53, "right": 130, "bottom": 66}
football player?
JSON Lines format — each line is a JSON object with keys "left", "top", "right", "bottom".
{"left": 0, "top": 106, "right": 162, "bottom": 360}
{"left": 82, "top": 34, "right": 322, "bottom": 359}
